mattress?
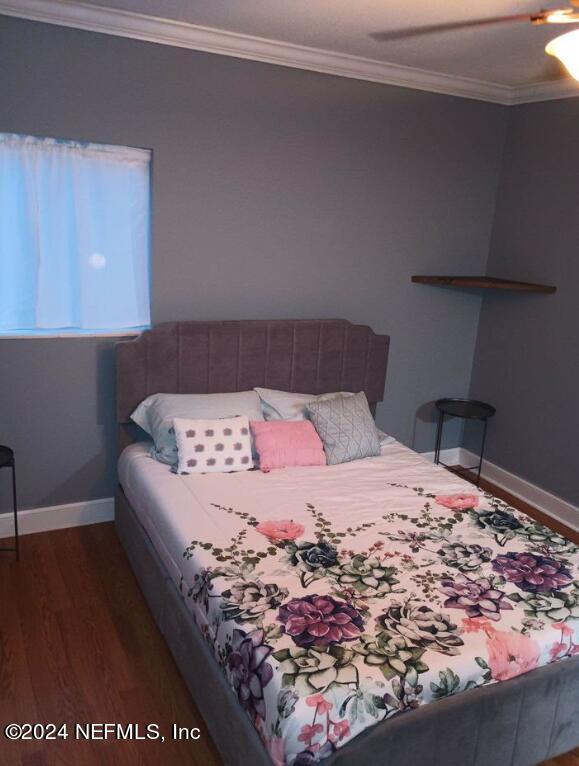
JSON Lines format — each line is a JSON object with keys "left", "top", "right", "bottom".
{"left": 118, "top": 441, "right": 579, "bottom": 766}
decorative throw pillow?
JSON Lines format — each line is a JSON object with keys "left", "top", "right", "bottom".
{"left": 254, "top": 387, "right": 393, "bottom": 446}
{"left": 130, "top": 391, "right": 263, "bottom": 465}
{"left": 306, "top": 391, "right": 380, "bottom": 465}
{"left": 250, "top": 420, "right": 326, "bottom": 472}
{"left": 173, "top": 415, "right": 253, "bottom": 474}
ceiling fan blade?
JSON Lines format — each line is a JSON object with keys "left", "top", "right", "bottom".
{"left": 370, "top": 14, "right": 535, "bottom": 43}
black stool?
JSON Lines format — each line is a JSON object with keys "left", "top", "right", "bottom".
{"left": 0, "top": 446, "right": 19, "bottom": 559}
{"left": 434, "top": 398, "right": 496, "bottom": 487}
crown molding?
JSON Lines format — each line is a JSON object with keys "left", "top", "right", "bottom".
{"left": 508, "top": 77, "right": 579, "bottom": 105}
{"left": 1, "top": 0, "right": 578, "bottom": 106}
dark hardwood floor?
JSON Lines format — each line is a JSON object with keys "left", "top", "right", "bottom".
{"left": 460, "top": 468, "right": 579, "bottom": 548}
{"left": 0, "top": 523, "right": 220, "bottom": 766}
{"left": 0, "top": 474, "right": 578, "bottom": 766}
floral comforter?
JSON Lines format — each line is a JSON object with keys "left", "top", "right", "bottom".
{"left": 174, "top": 443, "right": 579, "bottom": 766}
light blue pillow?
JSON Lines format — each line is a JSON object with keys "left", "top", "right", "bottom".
{"left": 130, "top": 391, "right": 263, "bottom": 465}
{"left": 307, "top": 391, "right": 381, "bottom": 465}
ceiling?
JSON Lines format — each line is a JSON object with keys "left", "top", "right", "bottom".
{"left": 77, "top": 0, "right": 569, "bottom": 86}
{"left": 3, "top": 0, "right": 579, "bottom": 103}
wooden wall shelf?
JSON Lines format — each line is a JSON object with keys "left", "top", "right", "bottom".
{"left": 411, "top": 276, "right": 556, "bottom": 294}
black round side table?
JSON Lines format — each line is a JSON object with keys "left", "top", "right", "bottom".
{"left": 434, "top": 398, "right": 496, "bottom": 487}
{"left": 0, "top": 446, "right": 19, "bottom": 560}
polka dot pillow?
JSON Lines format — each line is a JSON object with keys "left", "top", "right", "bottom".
{"left": 173, "top": 415, "right": 253, "bottom": 474}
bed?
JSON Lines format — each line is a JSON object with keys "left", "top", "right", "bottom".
{"left": 115, "top": 319, "right": 579, "bottom": 766}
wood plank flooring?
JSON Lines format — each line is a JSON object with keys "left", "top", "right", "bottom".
{"left": 0, "top": 523, "right": 220, "bottom": 766}
{"left": 0, "top": 474, "right": 578, "bottom": 766}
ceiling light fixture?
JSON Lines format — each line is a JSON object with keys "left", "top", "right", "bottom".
{"left": 546, "top": 28, "right": 579, "bottom": 80}
{"left": 543, "top": 8, "right": 577, "bottom": 22}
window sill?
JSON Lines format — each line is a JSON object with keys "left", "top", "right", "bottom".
{"left": 0, "top": 329, "right": 146, "bottom": 339}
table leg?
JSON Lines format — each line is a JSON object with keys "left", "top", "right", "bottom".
{"left": 476, "top": 419, "right": 488, "bottom": 487}
{"left": 12, "top": 461, "right": 19, "bottom": 561}
{"left": 434, "top": 411, "right": 444, "bottom": 464}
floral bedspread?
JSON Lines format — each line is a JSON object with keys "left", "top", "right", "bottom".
{"left": 177, "top": 447, "right": 579, "bottom": 766}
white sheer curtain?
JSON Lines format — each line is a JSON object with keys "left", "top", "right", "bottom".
{"left": 0, "top": 133, "right": 151, "bottom": 333}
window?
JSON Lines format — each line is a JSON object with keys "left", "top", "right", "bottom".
{"left": 0, "top": 133, "right": 151, "bottom": 336}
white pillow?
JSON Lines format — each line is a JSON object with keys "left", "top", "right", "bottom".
{"left": 377, "top": 430, "right": 395, "bottom": 447}
{"left": 254, "top": 388, "right": 352, "bottom": 421}
{"left": 130, "top": 391, "right": 263, "bottom": 465}
{"left": 254, "top": 387, "right": 393, "bottom": 445}
{"left": 173, "top": 416, "right": 253, "bottom": 474}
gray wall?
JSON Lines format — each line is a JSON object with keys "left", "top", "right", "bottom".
{"left": 468, "top": 98, "right": 579, "bottom": 506}
{"left": 0, "top": 16, "right": 507, "bottom": 511}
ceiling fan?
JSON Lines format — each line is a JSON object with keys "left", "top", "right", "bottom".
{"left": 371, "top": 3, "right": 579, "bottom": 80}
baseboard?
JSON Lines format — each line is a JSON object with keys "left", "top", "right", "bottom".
{"left": 0, "top": 497, "right": 114, "bottom": 539}
{"left": 420, "top": 447, "right": 463, "bottom": 466}
{"left": 422, "top": 447, "right": 579, "bottom": 535}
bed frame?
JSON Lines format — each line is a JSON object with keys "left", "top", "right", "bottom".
{"left": 115, "top": 319, "right": 579, "bottom": 766}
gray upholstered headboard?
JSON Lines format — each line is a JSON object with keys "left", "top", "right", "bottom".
{"left": 116, "top": 319, "right": 390, "bottom": 450}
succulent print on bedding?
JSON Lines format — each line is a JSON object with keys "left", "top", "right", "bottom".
{"left": 278, "top": 595, "right": 365, "bottom": 648}
{"left": 469, "top": 506, "right": 523, "bottom": 546}
{"left": 377, "top": 599, "right": 465, "bottom": 656}
{"left": 181, "top": 483, "right": 579, "bottom": 766}
{"left": 281, "top": 504, "right": 376, "bottom": 588}
{"left": 440, "top": 573, "right": 514, "bottom": 621}
{"left": 274, "top": 645, "right": 358, "bottom": 695}
{"left": 355, "top": 627, "right": 429, "bottom": 683}
{"left": 508, "top": 583, "right": 579, "bottom": 622}
{"left": 327, "top": 553, "right": 401, "bottom": 596}
{"left": 437, "top": 542, "right": 493, "bottom": 572}
{"left": 288, "top": 541, "right": 339, "bottom": 587}
{"left": 491, "top": 551, "right": 573, "bottom": 594}
{"left": 521, "top": 522, "right": 578, "bottom": 557}
{"left": 228, "top": 628, "right": 274, "bottom": 720}
{"left": 354, "top": 599, "right": 464, "bottom": 689}
{"left": 221, "top": 580, "right": 289, "bottom": 625}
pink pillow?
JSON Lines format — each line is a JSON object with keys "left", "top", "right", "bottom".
{"left": 250, "top": 420, "right": 326, "bottom": 472}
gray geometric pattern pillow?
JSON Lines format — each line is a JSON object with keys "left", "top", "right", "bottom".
{"left": 306, "top": 391, "right": 380, "bottom": 465}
